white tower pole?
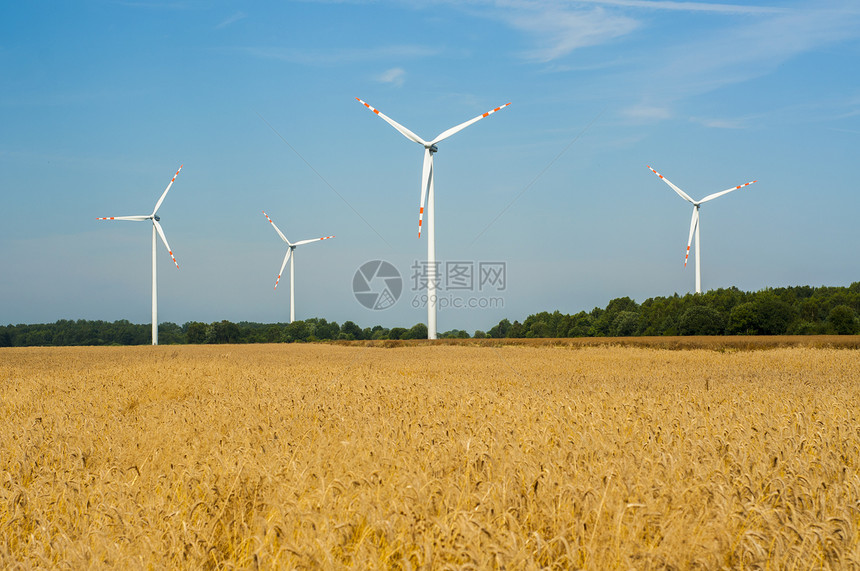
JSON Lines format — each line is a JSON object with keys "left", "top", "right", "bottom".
{"left": 290, "top": 249, "right": 296, "bottom": 324}
{"left": 151, "top": 223, "right": 158, "bottom": 345}
{"left": 695, "top": 208, "right": 702, "bottom": 294}
{"left": 427, "top": 168, "right": 437, "bottom": 340}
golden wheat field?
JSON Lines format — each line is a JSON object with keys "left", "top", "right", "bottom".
{"left": 1, "top": 342, "right": 859, "bottom": 569}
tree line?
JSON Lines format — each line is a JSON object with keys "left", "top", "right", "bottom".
{"left": 1, "top": 284, "right": 858, "bottom": 347}
{"left": 487, "top": 284, "right": 860, "bottom": 339}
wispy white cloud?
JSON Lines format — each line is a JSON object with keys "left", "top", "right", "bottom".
{"left": 376, "top": 67, "right": 406, "bottom": 87}
{"left": 446, "top": 0, "right": 788, "bottom": 63}
{"left": 215, "top": 11, "right": 247, "bottom": 30}
{"left": 505, "top": 5, "right": 639, "bottom": 62}
{"left": 690, "top": 116, "right": 749, "bottom": 129}
{"left": 622, "top": 104, "right": 673, "bottom": 121}
{"left": 235, "top": 45, "right": 439, "bottom": 66}
{"left": 600, "top": 1, "right": 860, "bottom": 123}
{"left": 644, "top": 4, "right": 860, "bottom": 99}
{"left": 112, "top": 1, "right": 194, "bottom": 8}
{"left": 569, "top": 0, "right": 785, "bottom": 15}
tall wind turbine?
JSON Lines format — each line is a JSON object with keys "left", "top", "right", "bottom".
{"left": 97, "top": 165, "right": 182, "bottom": 345}
{"left": 356, "top": 98, "right": 511, "bottom": 339}
{"left": 263, "top": 211, "right": 334, "bottom": 323}
{"left": 647, "top": 165, "right": 756, "bottom": 294}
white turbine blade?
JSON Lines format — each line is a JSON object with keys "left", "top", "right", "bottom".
{"left": 275, "top": 248, "right": 292, "bottom": 290}
{"left": 153, "top": 220, "right": 179, "bottom": 268}
{"left": 263, "top": 211, "right": 291, "bottom": 245}
{"left": 356, "top": 98, "right": 426, "bottom": 145}
{"left": 418, "top": 148, "right": 432, "bottom": 238}
{"left": 430, "top": 102, "right": 511, "bottom": 145}
{"left": 699, "top": 179, "right": 757, "bottom": 204}
{"left": 152, "top": 164, "right": 183, "bottom": 216}
{"left": 685, "top": 208, "right": 699, "bottom": 268}
{"left": 97, "top": 215, "right": 149, "bottom": 221}
{"left": 293, "top": 235, "right": 335, "bottom": 246}
{"left": 647, "top": 165, "right": 696, "bottom": 205}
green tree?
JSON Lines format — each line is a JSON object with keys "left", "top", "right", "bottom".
{"left": 386, "top": 327, "right": 405, "bottom": 340}
{"left": 371, "top": 326, "right": 390, "bottom": 340}
{"left": 261, "top": 324, "right": 283, "bottom": 343}
{"left": 488, "top": 318, "right": 511, "bottom": 338}
{"left": 185, "top": 322, "right": 209, "bottom": 344}
{"left": 440, "top": 329, "right": 469, "bottom": 339}
{"left": 341, "top": 320, "right": 363, "bottom": 340}
{"left": 827, "top": 305, "right": 857, "bottom": 334}
{"left": 678, "top": 306, "right": 726, "bottom": 335}
{"left": 727, "top": 292, "right": 793, "bottom": 335}
{"left": 507, "top": 320, "right": 524, "bottom": 338}
{"left": 284, "top": 320, "right": 311, "bottom": 342}
{"left": 755, "top": 292, "right": 795, "bottom": 334}
{"left": 563, "top": 312, "right": 594, "bottom": 337}
{"left": 728, "top": 302, "right": 759, "bottom": 335}
{"left": 611, "top": 311, "right": 639, "bottom": 336}
{"left": 212, "top": 320, "right": 240, "bottom": 344}
{"left": 158, "top": 322, "right": 184, "bottom": 344}
{"left": 404, "top": 323, "right": 428, "bottom": 339}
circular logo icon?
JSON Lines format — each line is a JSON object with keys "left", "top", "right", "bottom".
{"left": 353, "top": 260, "right": 402, "bottom": 310}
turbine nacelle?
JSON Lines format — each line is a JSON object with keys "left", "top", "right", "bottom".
{"left": 426, "top": 144, "right": 438, "bottom": 154}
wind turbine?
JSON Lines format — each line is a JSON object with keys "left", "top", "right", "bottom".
{"left": 647, "top": 165, "right": 756, "bottom": 294}
{"left": 262, "top": 211, "right": 334, "bottom": 323}
{"left": 97, "top": 165, "right": 182, "bottom": 345}
{"left": 356, "top": 98, "right": 511, "bottom": 339}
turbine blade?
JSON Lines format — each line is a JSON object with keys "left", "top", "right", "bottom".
{"left": 293, "top": 235, "right": 335, "bottom": 246}
{"left": 275, "top": 248, "right": 292, "bottom": 290}
{"left": 356, "top": 98, "right": 426, "bottom": 145}
{"left": 430, "top": 102, "right": 511, "bottom": 145}
{"left": 418, "top": 148, "right": 432, "bottom": 238}
{"left": 699, "top": 180, "right": 757, "bottom": 204}
{"left": 97, "top": 215, "right": 149, "bottom": 221}
{"left": 263, "top": 211, "right": 291, "bottom": 245}
{"left": 153, "top": 220, "right": 179, "bottom": 269}
{"left": 152, "top": 164, "right": 183, "bottom": 216}
{"left": 685, "top": 208, "right": 698, "bottom": 268}
{"left": 647, "top": 165, "right": 696, "bottom": 204}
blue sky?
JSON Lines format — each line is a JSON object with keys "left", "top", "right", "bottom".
{"left": 1, "top": 0, "right": 858, "bottom": 333}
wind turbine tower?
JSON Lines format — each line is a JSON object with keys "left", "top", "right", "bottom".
{"left": 263, "top": 211, "right": 334, "bottom": 323}
{"left": 357, "top": 98, "right": 510, "bottom": 339}
{"left": 97, "top": 165, "right": 183, "bottom": 345}
{"left": 648, "top": 165, "right": 756, "bottom": 294}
